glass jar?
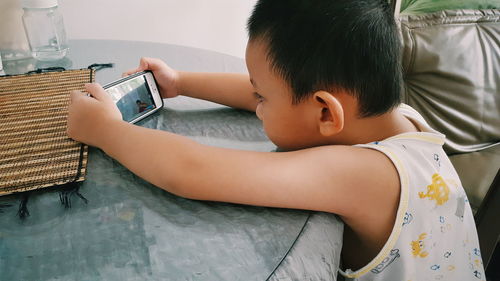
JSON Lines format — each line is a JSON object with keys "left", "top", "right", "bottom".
{"left": 22, "top": 0, "right": 68, "bottom": 61}
{"left": 0, "top": 0, "right": 32, "bottom": 61}
{"left": 0, "top": 51, "right": 4, "bottom": 75}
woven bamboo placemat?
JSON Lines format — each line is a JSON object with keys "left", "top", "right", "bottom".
{"left": 0, "top": 69, "right": 94, "bottom": 196}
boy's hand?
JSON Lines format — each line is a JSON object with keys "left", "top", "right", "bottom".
{"left": 123, "top": 57, "right": 180, "bottom": 99}
{"left": 67, "top": 83, "right": 123, "bottom": 147}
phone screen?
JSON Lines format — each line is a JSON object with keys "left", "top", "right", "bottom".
{"left": 106, "top": 75, "right": 157, "bottom": 122}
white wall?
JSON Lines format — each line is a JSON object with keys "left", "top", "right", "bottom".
{"left": 59, "top": 0, "right": 257, "bottom": 58}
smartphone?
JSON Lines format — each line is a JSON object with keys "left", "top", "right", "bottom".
{"left": 103, "top": 71, "right": 163, "bottom": 124}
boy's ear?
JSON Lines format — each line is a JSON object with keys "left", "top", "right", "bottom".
{"left": 312, "top": 91, "right": 344, "bottom": 136}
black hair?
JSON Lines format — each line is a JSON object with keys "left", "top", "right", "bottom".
{"left": 247, "top": 0, "right": 402, "bottom": 117}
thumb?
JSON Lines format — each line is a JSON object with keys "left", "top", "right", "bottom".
{"left": 139, "top": 57, "right": 150, "bottom": 70}
{"left": 85, "top": 83, "right": 112, "bottom": 103}
{"left": 122, "top": 57, "right": 150, "bottom": 77}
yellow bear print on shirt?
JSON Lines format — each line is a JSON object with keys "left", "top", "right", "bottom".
{"left": 411, "top": 233, "right": 429, "bottom": 258}
{"left": 419, "top": 173, "right": 450, "bottom": 205}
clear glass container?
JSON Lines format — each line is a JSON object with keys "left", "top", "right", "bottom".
{"left": 0, "top": 51, "right": 4, "bottom": 75}
{"left": 0, "top": 0, "right": 32, "bottom": 61}
{"left": 22, "top": 0, "right": 68, "bottom": 61}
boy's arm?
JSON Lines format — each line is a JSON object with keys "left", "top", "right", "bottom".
{"left": 123, "top": 57, "right": 258, "bottom": 112}
{"left": 68, "top": 84, "right": 400, "bottom": 217}
{"left": 98, "top": 120, "right": 398, "bottom": 216}
{"left": 178, "top": 72, "right": 258, "bottom": 112}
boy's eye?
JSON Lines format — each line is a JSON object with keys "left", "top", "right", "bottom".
{"left": 253, "top": 92, "right": 264, "bottom": 102}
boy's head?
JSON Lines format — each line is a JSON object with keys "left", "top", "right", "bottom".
{"left": 245, "top": 0, "right": 402, "bottom": 149}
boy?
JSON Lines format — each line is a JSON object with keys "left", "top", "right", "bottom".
{"left": 67, "top": 0, "right": 485, "bottom": 280}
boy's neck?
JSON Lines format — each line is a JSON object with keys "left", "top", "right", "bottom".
{"left": 333, "top": 110, "right": 419, "bottom": 145}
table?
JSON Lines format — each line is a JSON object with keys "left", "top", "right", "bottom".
{"left": 0, "top": 40, "right": 343, "bottom": 281}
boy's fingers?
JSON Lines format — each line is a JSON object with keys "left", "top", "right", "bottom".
{"left": 121, "top": 57, "right": 161, "bottom": 77}
{"left": 139, "top": 57, "right": 151, "bottom": 69}
{"left": 122, "top": 68, "right": 141, "bottom": 77}
{"left": 84, "top": 83, "right": 111, "bottom": 102}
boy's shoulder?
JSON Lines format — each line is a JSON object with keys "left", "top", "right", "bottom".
{"left": 351, "top": 104, "right": 451, "bottom": 197}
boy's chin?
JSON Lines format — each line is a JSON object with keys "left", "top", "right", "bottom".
{"left": 273, "top": 147, "right": 288, "bottom": 152}
{"left": 272, "top": 138, "right": 341, "bottom": 152}
{"left": 272, "top": 142, "right": 320, "bottom": 152}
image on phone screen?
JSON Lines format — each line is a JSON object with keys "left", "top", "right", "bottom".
{"left": 106, "top": 75, "right": 156, "bottom": 122}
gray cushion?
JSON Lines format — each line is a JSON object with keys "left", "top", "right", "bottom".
{"left": 400, "top": 9, "right": 500, "bottom": 154}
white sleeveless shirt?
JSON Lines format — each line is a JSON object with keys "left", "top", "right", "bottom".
{"left": 339, "top": 104, "right": 485, "bottom": 281}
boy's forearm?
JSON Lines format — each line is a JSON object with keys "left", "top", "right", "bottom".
{"left": 178, "top": 72, "right": 257, "bottom": 112}
{"left": 97, "top": 120, "right": 201, "bottom": 196}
